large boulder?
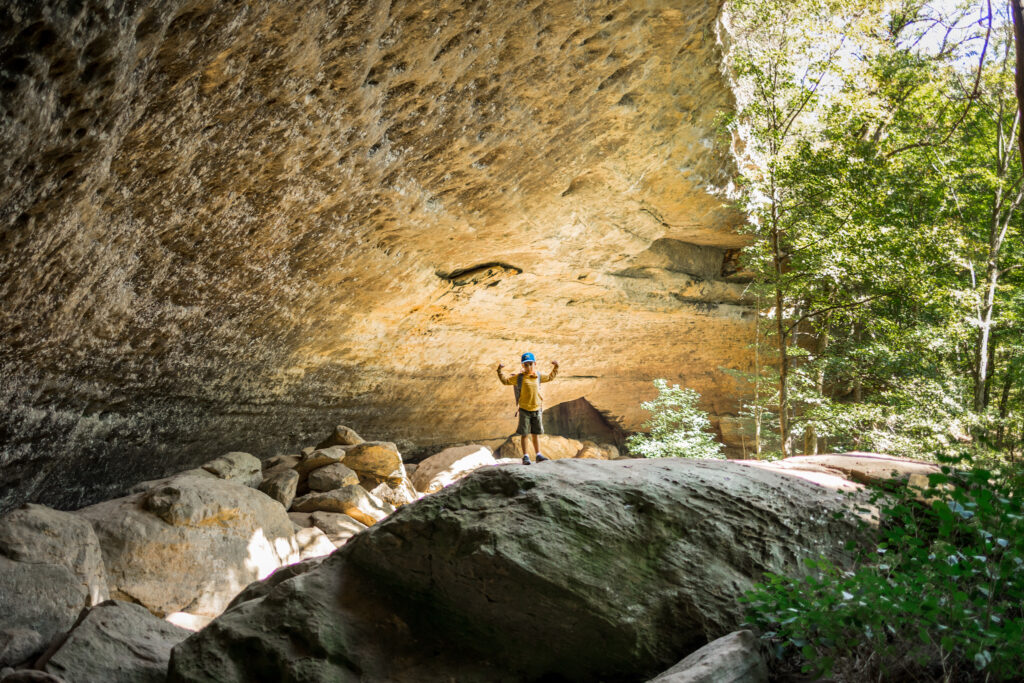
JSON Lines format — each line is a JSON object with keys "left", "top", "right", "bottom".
{"left": 168, "top": 459, "right": 867, "bottom": 682}
{"left": 38, "top": 601, "right": 190, "bottom": 683}
{"left": 76, "top": 473, "right": 303, "bottom": 618}
{"left": 290, "top": 486, "right": 394, "bottom": 526}
{"left": 411, "top": 445, "right": 496, "bottom": 493}
{"left": 0, "top": 558, "right": 85, "bottom": 667}
{"left": 0, "top": 504, "right": 108, "bottom": 606}
{"left": 647, "top": 630, "right": 768, "bottom": 683}
{"left": 496, "top": 434, "right": 584, "bottom": 460}
{"left": 0, "top": 504, "right": 110, "bottom": 666}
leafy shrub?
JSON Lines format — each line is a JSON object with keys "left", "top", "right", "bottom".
{"left": 626, "top": 379, "right": 724, "bottom": 459}
{"left": 742, "top": 457, "right": 1024, "bottom": 681}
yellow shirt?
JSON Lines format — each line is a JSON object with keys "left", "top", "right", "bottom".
{"left": 498, "top": 365, "right": 558, "bottom": 411}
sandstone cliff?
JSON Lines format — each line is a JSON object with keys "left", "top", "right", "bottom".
{"left": 0, "top": 0, "right": 751, "bottom": 511}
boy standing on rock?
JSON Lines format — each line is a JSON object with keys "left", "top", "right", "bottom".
{"left": 497, "top": 352, "right": 559, "bottom": 465}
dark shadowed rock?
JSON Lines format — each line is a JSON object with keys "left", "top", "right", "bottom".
{"left": 262, "top": 454, "right": 300, "bottom": 476}
{"left": 0, "top": 630, "right": 45, "bottom": 670}
{"left": 287, "top": 512, "right": 314, "bottom": 528}
{"left": 225, "top": 556, "right": 327, "bottom": 611}
{"left": 168, "top": 459, "right": 868, "bottom": 682}
{"left": 258, "top": 469, "right": 299, "bottom": 508}
{"left": 0, "top": 671, "right": 67, "bottom": 683}
{"left": 0, "top": 557, "right": 85, "bottom": 668}
{"left": 39, "top": 601, "right": 190, "bottom": 683}
{"left": 0, "top": 504, "right": 109, "bottom": 666}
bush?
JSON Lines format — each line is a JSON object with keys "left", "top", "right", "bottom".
{"left": 742, "top": 456, "right": 1024, "bottom": 681}
{"left": 626, "top": 379, "right": 724, "bottom": 459}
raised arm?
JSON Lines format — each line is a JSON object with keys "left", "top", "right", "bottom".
{"left": 540, "top": 360, "right": 559, "bottom": 382}
{"left": 497, "top": 363, "right": 516, "bottom": 385}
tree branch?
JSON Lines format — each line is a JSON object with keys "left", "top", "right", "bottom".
{"left": 786, "top": 293, "right": 892, "bottom": 335}
{"left": 885, "top": 0, "right": 993, "bottom": 160}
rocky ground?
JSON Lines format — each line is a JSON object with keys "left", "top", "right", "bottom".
{"left": 0, "top": 428, "right": 937, "bottom": 683}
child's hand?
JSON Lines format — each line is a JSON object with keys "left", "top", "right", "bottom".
{"left": 497, "top": 362, "right": 504, "bottom": 370}
{"left": 552, "top": 360, "right": 559, "bottom": 367}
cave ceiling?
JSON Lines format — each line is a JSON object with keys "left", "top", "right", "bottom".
{"left": 0, "top": 0, "right": 754, "bottom": 511}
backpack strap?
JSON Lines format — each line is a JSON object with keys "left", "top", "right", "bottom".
{"left": 514, "top": 373, "right": 524, "bottom": 416}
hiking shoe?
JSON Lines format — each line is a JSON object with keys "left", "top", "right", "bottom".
{"left": 522, "top": 455, "right": 532, "bottom": 465}
{"left": 536, "top": 453, "right": 549, "bottom": 463}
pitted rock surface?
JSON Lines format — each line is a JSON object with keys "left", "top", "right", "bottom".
{"left": 0, "top": 0, "right": 752, "bottom": 512}
{"left": 167, "top": 458, "right": 866, "bottom": 683}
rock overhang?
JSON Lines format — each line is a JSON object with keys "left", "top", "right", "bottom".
{"left": 0, "top": 0, "right": 754, "bottom": 511}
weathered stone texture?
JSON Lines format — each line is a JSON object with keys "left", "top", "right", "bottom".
{"left": 39, "top": 600, "right": 191, "bottom": 683}
{"left": 167, "top": 459, "right": 865, "bottom": 683}
{"left": 0, "top": 0, "right": 751, "bottom": 512}
{"left": 75, "top": 472, "right": 303, "bottom": 618}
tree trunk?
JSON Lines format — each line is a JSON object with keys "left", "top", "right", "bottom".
{"left": 809, "top": 319, "right": 830, "bottom": 455}
{"left": 771, "top": 209, "right": 789, "bottom": 459}
{"left": 974, "top": 221, "right": 1001, "bottom": 412}
{"left": 754, "top": 295, "right": 763, "bottom": 459}
{"left": 997, "top": 360, "right": 1013, "bottom": 447}
{"left": 1012, "top": 0, "right": 1024, "bottom": 172}
{"left": 852, "top": 323, "right": 863, "bottom": 403}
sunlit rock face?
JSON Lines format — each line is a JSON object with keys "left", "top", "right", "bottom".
{"left": 0, "top": 0, "right": 752, "bottom": 511}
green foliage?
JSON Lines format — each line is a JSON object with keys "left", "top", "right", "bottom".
{"left": 728, "top": 0, "right": 1024, "bottom": 461}
{"left": 626, "top": 380, "right": 724, "bottom": 459}
{"left": 742, "top": 457, "right": 1024, "bottom": 681}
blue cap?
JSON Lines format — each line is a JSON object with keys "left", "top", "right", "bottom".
{"left": 521, "top": 352, "right": 536, "bottom": 363}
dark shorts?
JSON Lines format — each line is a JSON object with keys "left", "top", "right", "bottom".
{"left": 517, "top": 409, "right": 543, "bottom": 435}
